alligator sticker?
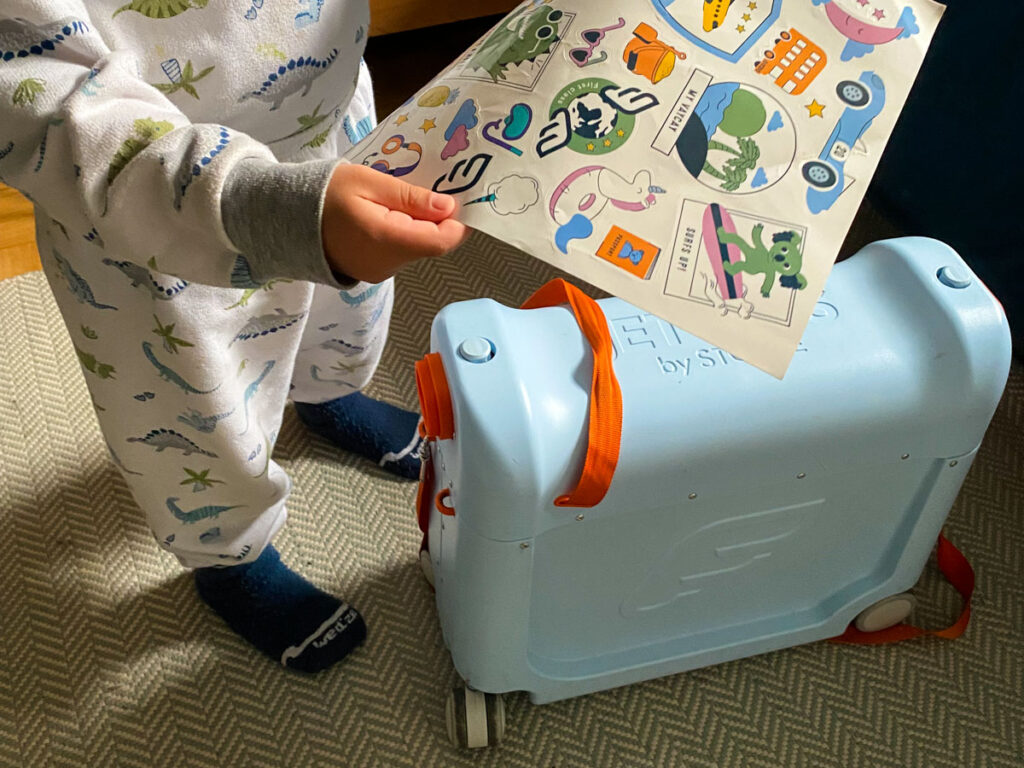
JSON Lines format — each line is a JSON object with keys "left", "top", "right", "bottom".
{"left": 537, "top": 78, "right": 659, "bottom": 158}
{"left": 650, "top": 0, "right": 781, "bottom": 62}
{"left": 664, "top": 199, "right": 807, "bottom": 326}
{"left": 652, "top": 70, "right": 795, "bottom": 194}
{"left": 456, "top": 5, "right": 576, "bottom": 90}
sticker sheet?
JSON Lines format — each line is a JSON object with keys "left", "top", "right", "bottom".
{"left": 343, "top": 0, "right": 944, "bottom": 377}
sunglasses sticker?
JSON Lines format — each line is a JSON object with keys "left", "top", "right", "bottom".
{"left": 596, "top": 225, "right": 661, "bottom": 281}
{"left": 566, "top": 17, "right": 625, "bottom": 68}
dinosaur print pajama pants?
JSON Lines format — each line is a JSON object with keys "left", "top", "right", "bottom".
{"left": 1, "top": 1, "right": 395, "bottom": 567}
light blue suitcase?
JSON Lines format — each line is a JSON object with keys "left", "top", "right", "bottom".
{"left": 413, "top": 238, "right": 1011, "bottom": 748}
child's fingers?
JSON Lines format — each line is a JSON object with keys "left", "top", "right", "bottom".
{"left": 377, "top": 209, "right": 468, "bottom": 257}
{"left": 358, "top": 170, "right": 456, "bottom": 222}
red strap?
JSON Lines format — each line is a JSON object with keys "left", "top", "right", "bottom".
{"left": 521, "top": 279, "right": 622, "bottom": 508}
{"left": 831, "top": 533, "right": 974, "bottom": 644}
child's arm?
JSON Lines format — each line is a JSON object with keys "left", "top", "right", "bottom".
{"left": 0, "top": 5, "right": 463, "bottom": 288}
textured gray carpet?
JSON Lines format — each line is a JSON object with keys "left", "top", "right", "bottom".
{"left": 1, "top": 234, "right": 1021, "bottom": 768}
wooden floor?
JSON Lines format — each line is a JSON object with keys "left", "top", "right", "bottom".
{"left": 0, "top": 184, "right": 41, "bottom": 280}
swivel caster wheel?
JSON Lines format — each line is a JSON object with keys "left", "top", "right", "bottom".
{"left": 445, "top": 686, "right": 505, "bottom": 749}
{"left": 854, "top": 592, "right": 917, "bottom": 632}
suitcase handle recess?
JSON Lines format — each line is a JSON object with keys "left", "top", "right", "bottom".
{"left": 521, "top": 279, "right": 623, "bottom": 508}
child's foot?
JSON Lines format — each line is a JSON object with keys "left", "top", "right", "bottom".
{"left": 194, "top": 544, "right": 366, "bottom": 672}
{"left": 294, "top": 392, "right": 422, "bottom": 479}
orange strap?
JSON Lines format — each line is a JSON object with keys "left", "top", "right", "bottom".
{"left": 521, "top": 279, "right": 622, "bottom": 508}
{"left": 831, "top": 533, "right": 974, "bottom": 644}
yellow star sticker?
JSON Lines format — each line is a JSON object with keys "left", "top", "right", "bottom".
{"left": 616, "top": 128, "right": 626, "bottom": 137}
{"left": 748, "top": 1, "right": 757, "bottom": 8}
{"left": 603, "top": 138, "right": 612, "bottom": 147}
{"left": 395, "top": 113, "right": 408, "bottom": 125}
{"left": 420, "top": 118, "right": 436, "bottom": 133}
{"left": 742, "top": 13, "right": 751, "bottom": 21}
{"left": 806, "top": 100, "right": 825, "bottom": 118}
{"left": 586, "top": 142, "right": 596, "bottom": 151}
{"left": 736, "top": 24, "right": 745, "bottom": 32}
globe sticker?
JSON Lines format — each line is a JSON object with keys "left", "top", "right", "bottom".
{"left": 536, "top": 78, "right": 659, "bottom": 158}
{"left": 652, "top": 69, "right": 795, "bottom": 194}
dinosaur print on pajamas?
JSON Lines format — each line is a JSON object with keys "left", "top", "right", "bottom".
{"left": 143, "top": 341, "right": 220, "bottom": 394}
{"left": 74, "top": 344, "right": 117, "bottom": 379}
{"left": 178, "top": 407, "right": 235, "bottom": 434}
{"left": 318, "top": 338, "right": 365, "bottom": 356}
{"left": 53, "top": 250, "right": 117, "bottom": 310}
{"left": 112, "top": 0, "right": 209, "bottom": 20}
{"left": 103, "top": 258, "right": 189, "bottom": 299}
{"left": 166, "top": 497, "right": 242, "bottom": 524}
{"left": 239, "top": 360, "right": 276, "bottom": 435}
{"left": 230, "top": 308, "right": 306, "bottom": 345}
{"left": 106, "top": 118, "right": 175, "bottom": 196}
{"left": 0, "top": 17, "right": 90, "bottom": 61}
{"left": 127, "top": 428, "right": 218, "bottom": 457}
{"left": 238, "top": 50, "right": 338, "bottom": 111}
{"left": 173, "top": 126, "right": 231, "bottom": 210}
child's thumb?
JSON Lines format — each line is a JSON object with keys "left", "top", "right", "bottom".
{"left": 363, "top": 172, "right": 456, "bottom": 222}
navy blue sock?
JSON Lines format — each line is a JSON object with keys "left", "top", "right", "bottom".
{"left": 194, "top": 545, "right": 366, "bottom": 672}
{"left": 294, "top": 392, "right": 422, "bottom": 479}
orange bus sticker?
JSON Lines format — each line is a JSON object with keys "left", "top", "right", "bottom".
{"left": 753, "top": 29, "right": 826, "bottom": 96}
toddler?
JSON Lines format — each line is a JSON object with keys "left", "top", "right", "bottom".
{"left": 0, "top": 0, "right": 466, "bottom": 672}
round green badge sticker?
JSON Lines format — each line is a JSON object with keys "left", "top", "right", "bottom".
{"left": 550, "top": 78, "right": 637, "bottom": 156}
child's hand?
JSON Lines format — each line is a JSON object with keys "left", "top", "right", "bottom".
{"left": 322, "top": 163, "right": 469, "bottom": 283}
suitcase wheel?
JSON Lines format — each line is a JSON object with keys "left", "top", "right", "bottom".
{"left": 853, "top": 592, "right": 918, "bottom": 633}
{"left": 445, "top": 686, "right": 506, "bottom": 749}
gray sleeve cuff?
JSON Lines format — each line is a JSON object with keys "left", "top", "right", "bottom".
{"left": 221, "top": 157, "right": 355, "bottom": 287}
